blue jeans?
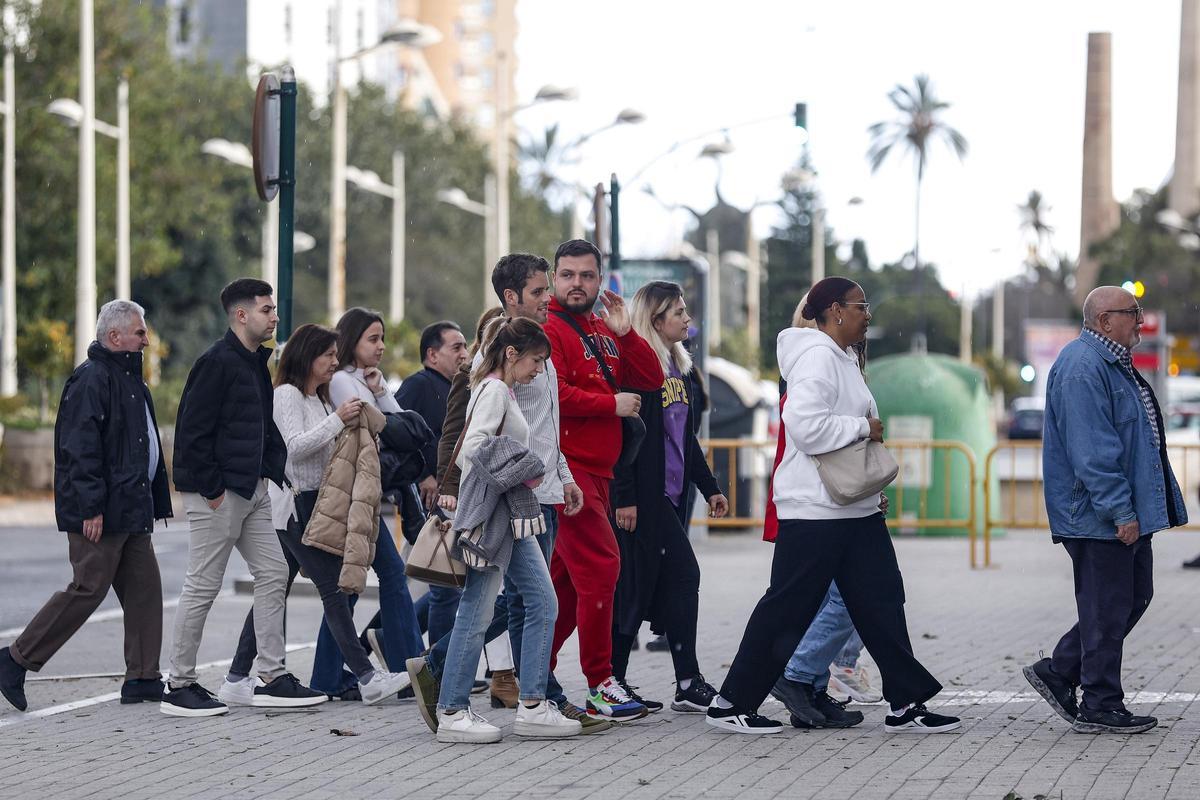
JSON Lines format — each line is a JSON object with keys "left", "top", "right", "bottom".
{"left": 783, "top": 581, "right": 864, "bottom": 690}
{"left": 426, "top": 507, "right": 566, "bottom": 704}
{"left": 437, "top": 535, "right": 557, "bottom": 711}
{"left": 415, "top": 584, "right": 463, "bottom": 646}
{"left": 310, "top": 518, "right": 424, "bottom": 694}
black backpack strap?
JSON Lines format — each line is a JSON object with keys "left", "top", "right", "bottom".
{"left": 550, "top": 310, "right": 619, "bottom": 392}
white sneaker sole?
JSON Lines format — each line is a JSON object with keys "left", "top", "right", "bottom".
{"left": 671, "top": 699, "right": 709, "bottom": 712}
{"left": 436, "top": 728, "right": 502, "bottom": 743}
{"left": 250, "top": 693, "right": 328, "bottom": 708}
{"left": 704, "top": 715, "right": 783, "bottom": 735}
{"left": 884, "top": 719, "right": 962, "bottom": 733}
{"left": 828, "top": 675, "right": 883, "bottom": 705}
{"left": 216, "top": 687, "right": 254, "bottom": 707}
{"left": 361, "top": 672, "right": 413, "bottom": 706}
{"left": 159, "top": 701, "right": 228, "bottom": 718}
{"left": 513, "top": 721, "right": 583, "bottom": 738}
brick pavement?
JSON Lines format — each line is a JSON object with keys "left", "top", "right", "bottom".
{"left": 1, "top": 529, "right": 1200, "bottom": 800}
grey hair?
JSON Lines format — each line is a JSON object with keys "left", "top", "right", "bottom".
{"left": 1081, "top": 290, "right": 1102, "bottom": 327}
{"left": 96, "top": 299, "right": 146, "bottom": 342}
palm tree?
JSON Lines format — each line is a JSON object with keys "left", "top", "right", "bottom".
{"left": 867, "top": 74, "right": 967, "bottom": 348}
{"left": 1017, "top": 190, "right": 1054, "bottom": 267}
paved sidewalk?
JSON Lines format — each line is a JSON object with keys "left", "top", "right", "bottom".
{"left": 2, "top": 529, "right": 1200, "bottom": 800}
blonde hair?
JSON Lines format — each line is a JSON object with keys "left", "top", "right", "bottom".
{"left": 792, "top": 293, "right": 817, "bottom": 330}
{"left": 631, "top": 281, "right": 693, "bottom": 376}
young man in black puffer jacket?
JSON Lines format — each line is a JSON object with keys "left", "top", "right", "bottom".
{"left": 0, "top": 301, "right": 171, "bottom": 712}
{"left": 161, "top": 278, "right": 325, "bottom": 717}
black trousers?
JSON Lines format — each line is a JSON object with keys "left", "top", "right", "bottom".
{"left": 611, "top": 500, "right": 701, "bottom": 683}
{"left": 719, "top": 514, "right": 941, "bottom": 712}
{"left": 1050, "top": 536, "right": 1153, "bottom": 712}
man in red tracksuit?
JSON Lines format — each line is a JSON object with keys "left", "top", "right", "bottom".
{"left": 544, "top": 239, "right": 665, "bottom": 721}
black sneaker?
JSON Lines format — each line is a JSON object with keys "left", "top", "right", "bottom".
{"left": 405, "top": 656, "right": 441, "bottom": 733}
{"left": 646, "top": 634, "right": 669, "bottom": 652}
{"left": 160, "top": 682, "right": 228, "bottom": 717}
{"left": 1022, "top": 657, "right": 1078, "bottom": 722}
{"left": 672, "top": 675, "right": 718, "bottom": 712}
{"left": 810, "top": 690, "right": 865, "bottom": 728}
{"left": 252, "top": 673, "right": 328, "bottom": 708}
{"left": 884, "top": 704, "right": 961, "bottom": 733}
{"left": 705, "top": 704, "right": 783, "bottom": 735}
{"left": 327, "top": 686, "right": 362, "bottom": 702}
{"left": 1184, "top": 554, "right": 1200, "bottom": 569}
{"left": 769, "top": 676, "right": 826, "bottom": 728}
{"left": 120, "top": 678, "right": 164, "bottom": 704}
{"left": 470, "top": 679, "right": 488, "bottom": 695}
{"left": 616, "top": 678, "right": 663, "bottom": 713}
{"left": 1071, "top": 707, "right": 1157, "bottom": 734}
{"left": 0, "top": 646, "right": 28, "bottom": 712}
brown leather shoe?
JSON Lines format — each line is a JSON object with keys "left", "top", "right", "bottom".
{"left": 489, "top": 669, "right": 520, "bottom": 709}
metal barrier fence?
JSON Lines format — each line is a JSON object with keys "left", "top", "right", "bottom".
{"left": 982, "top": 441, "right": 1200, "bottom": 568}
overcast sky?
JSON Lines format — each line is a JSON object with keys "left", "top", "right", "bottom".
{"left": 512, "top": 0, "right": 1181, "bottom": 299}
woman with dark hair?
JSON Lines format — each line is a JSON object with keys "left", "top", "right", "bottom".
{"left": 217, "top": 324, "right": 412, "bottom": 706}
{"left": 610, "top": 282, "right": 728, "bottom": 713}
{"left": 433, "top": 317, "right": 580, "bottom": 743}
{"left": 309, "top": 308, "right": 424, "bottom": 699}
{"left": 707, "top": 277, "right": 960, "bottom": 735}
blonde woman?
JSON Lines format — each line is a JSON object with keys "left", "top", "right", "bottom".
{"left": 611, "top": 281, "right": 729, "bottom": 713}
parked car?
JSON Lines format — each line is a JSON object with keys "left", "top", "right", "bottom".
{"left": 1007, "top": 397, "right": 1045, "bottom": 440}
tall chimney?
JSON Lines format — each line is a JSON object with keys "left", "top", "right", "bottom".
{"left": 1076, "top": 32, "right": 1120, "bottom": 308}
{"left": 1171, "top": 0, "right": 1200, "bottom": 217}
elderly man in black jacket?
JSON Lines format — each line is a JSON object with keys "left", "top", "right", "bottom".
{"left": 160, "top": 278, "right": 325, "bottom": 717}
{"left": 0, "top": 300, "right": 171, "bottom": 711}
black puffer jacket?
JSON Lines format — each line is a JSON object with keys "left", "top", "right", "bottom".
{"left": 54, "top": 342, "right": 172, "bottom": 535}
{"left": 172, "top": 329, "right": 286, "bottom": 500}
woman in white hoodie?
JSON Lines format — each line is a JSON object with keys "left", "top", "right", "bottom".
{"left": 706, "top": 277, "right": 961, "bottom": 736}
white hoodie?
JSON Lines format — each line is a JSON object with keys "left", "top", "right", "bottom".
{"left": 774, "top": 327, "right": 881, "bottom": 520}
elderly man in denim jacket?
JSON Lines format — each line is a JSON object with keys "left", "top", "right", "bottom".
{"left": 1023, "top": 286, "right": 1186, "bottom": 735}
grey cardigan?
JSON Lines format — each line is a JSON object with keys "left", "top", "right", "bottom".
{"left": 454, "top": 434, "right": 545, "bottom": 572}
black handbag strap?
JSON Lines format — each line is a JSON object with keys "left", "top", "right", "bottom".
{"left": 551, "top": 310, "right": 621, "bottom": 392}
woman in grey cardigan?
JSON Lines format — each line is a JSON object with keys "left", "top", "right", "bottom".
{"left": 434, "top": 317, "right": 581, "bottom": 744}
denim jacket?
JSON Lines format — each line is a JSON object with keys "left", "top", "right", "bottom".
{"left": 1042, "top": 333, "right": 1185, "bottom": 539}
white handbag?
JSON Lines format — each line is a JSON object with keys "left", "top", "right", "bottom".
{"left": 812, "top": 439, "right": 899, "bottom": 505}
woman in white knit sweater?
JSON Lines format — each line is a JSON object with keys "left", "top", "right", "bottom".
{"left": 218, "top": 324, "right": 410, "bottom": 706}
{"left": 308, "top": 308, "right": 424, "bottom": 698}
{"left": 433, "top": 317, "right": 580, "bottom": 744}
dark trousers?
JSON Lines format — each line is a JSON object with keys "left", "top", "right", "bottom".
{"left": 230, "top": 521, "right": 375, "bottom": 682}
{"left": 719, "top": 514, "right": 941, "bottom": 712}
{"left": 1050, "top": 536, "right": 1153, "bottom": 712}
{"left": 12, "top": 532, "right": 162, "bottom": 680}
{"left": 611, "top": 502, "right": 701, "bottom": 683}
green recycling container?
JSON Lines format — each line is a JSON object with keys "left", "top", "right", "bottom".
{"left": 867, "top": 353, "right": 996, "bottom": 536}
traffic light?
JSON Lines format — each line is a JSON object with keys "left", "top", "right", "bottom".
{"left": 794, "top": 102, "right": 807, "bottom": 130}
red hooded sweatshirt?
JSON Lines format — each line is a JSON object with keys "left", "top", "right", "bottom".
{"left": 544, "top": 296, "right": 665, "bottom": 479}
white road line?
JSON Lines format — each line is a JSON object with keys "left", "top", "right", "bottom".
{"left": 765, "top": 689, "right": 1200, "bottom": 708}
{"left": 0, "top": 591, "right": 234, "bottom": 639}
{"left": 0, "top": 641, "right": 317, "bottom": 728}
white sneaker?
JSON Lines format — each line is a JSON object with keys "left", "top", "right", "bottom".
{"left": 216, "top": 676, "right": 257, "bottom": 706}
{"left": 828, "top": 662, "right": 884, "bottom": 704}
{"left": 435, "top": 708, "right": 502, "bottom": 743}
{"left": 514, "top": 700, "right": 583, "bottom": 739}
{"left": 360, "top": 671, "right": 412, "bottom": 706}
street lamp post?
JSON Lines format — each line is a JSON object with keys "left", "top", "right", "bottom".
{"left": 345, "top": 151, "right": 406, "bottom": 322}
{"left": 328, "top": 15, "right": 439, "bottom": 323}
{"left": 438, "top": 178, "right": 497, "bottom": 308}
{"left": 49, "top": 77, "right": 131, "bottom": 305}
{"left": 1, "top": 46, "right": 15, "bottom": 396}
{"left": 76, "top": 0, "right": 96, "bottom": 365}
{"left": 200, "top": 137, "right": 314, "bottom": 289}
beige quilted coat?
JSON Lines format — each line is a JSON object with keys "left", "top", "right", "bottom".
{"left": 302, "top": 403, "right": 386, "bottom": 593}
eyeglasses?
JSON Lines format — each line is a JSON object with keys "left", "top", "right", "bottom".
{"left": 840, "top": 301, "right": 871, "bottom": 313}
{"left": 1102, "top": 306, "right": 1144, "bottom": 322}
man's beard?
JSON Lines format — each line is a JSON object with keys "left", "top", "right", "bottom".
{"left": 559, "top": 291, "right": 595, "bottom": 314}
